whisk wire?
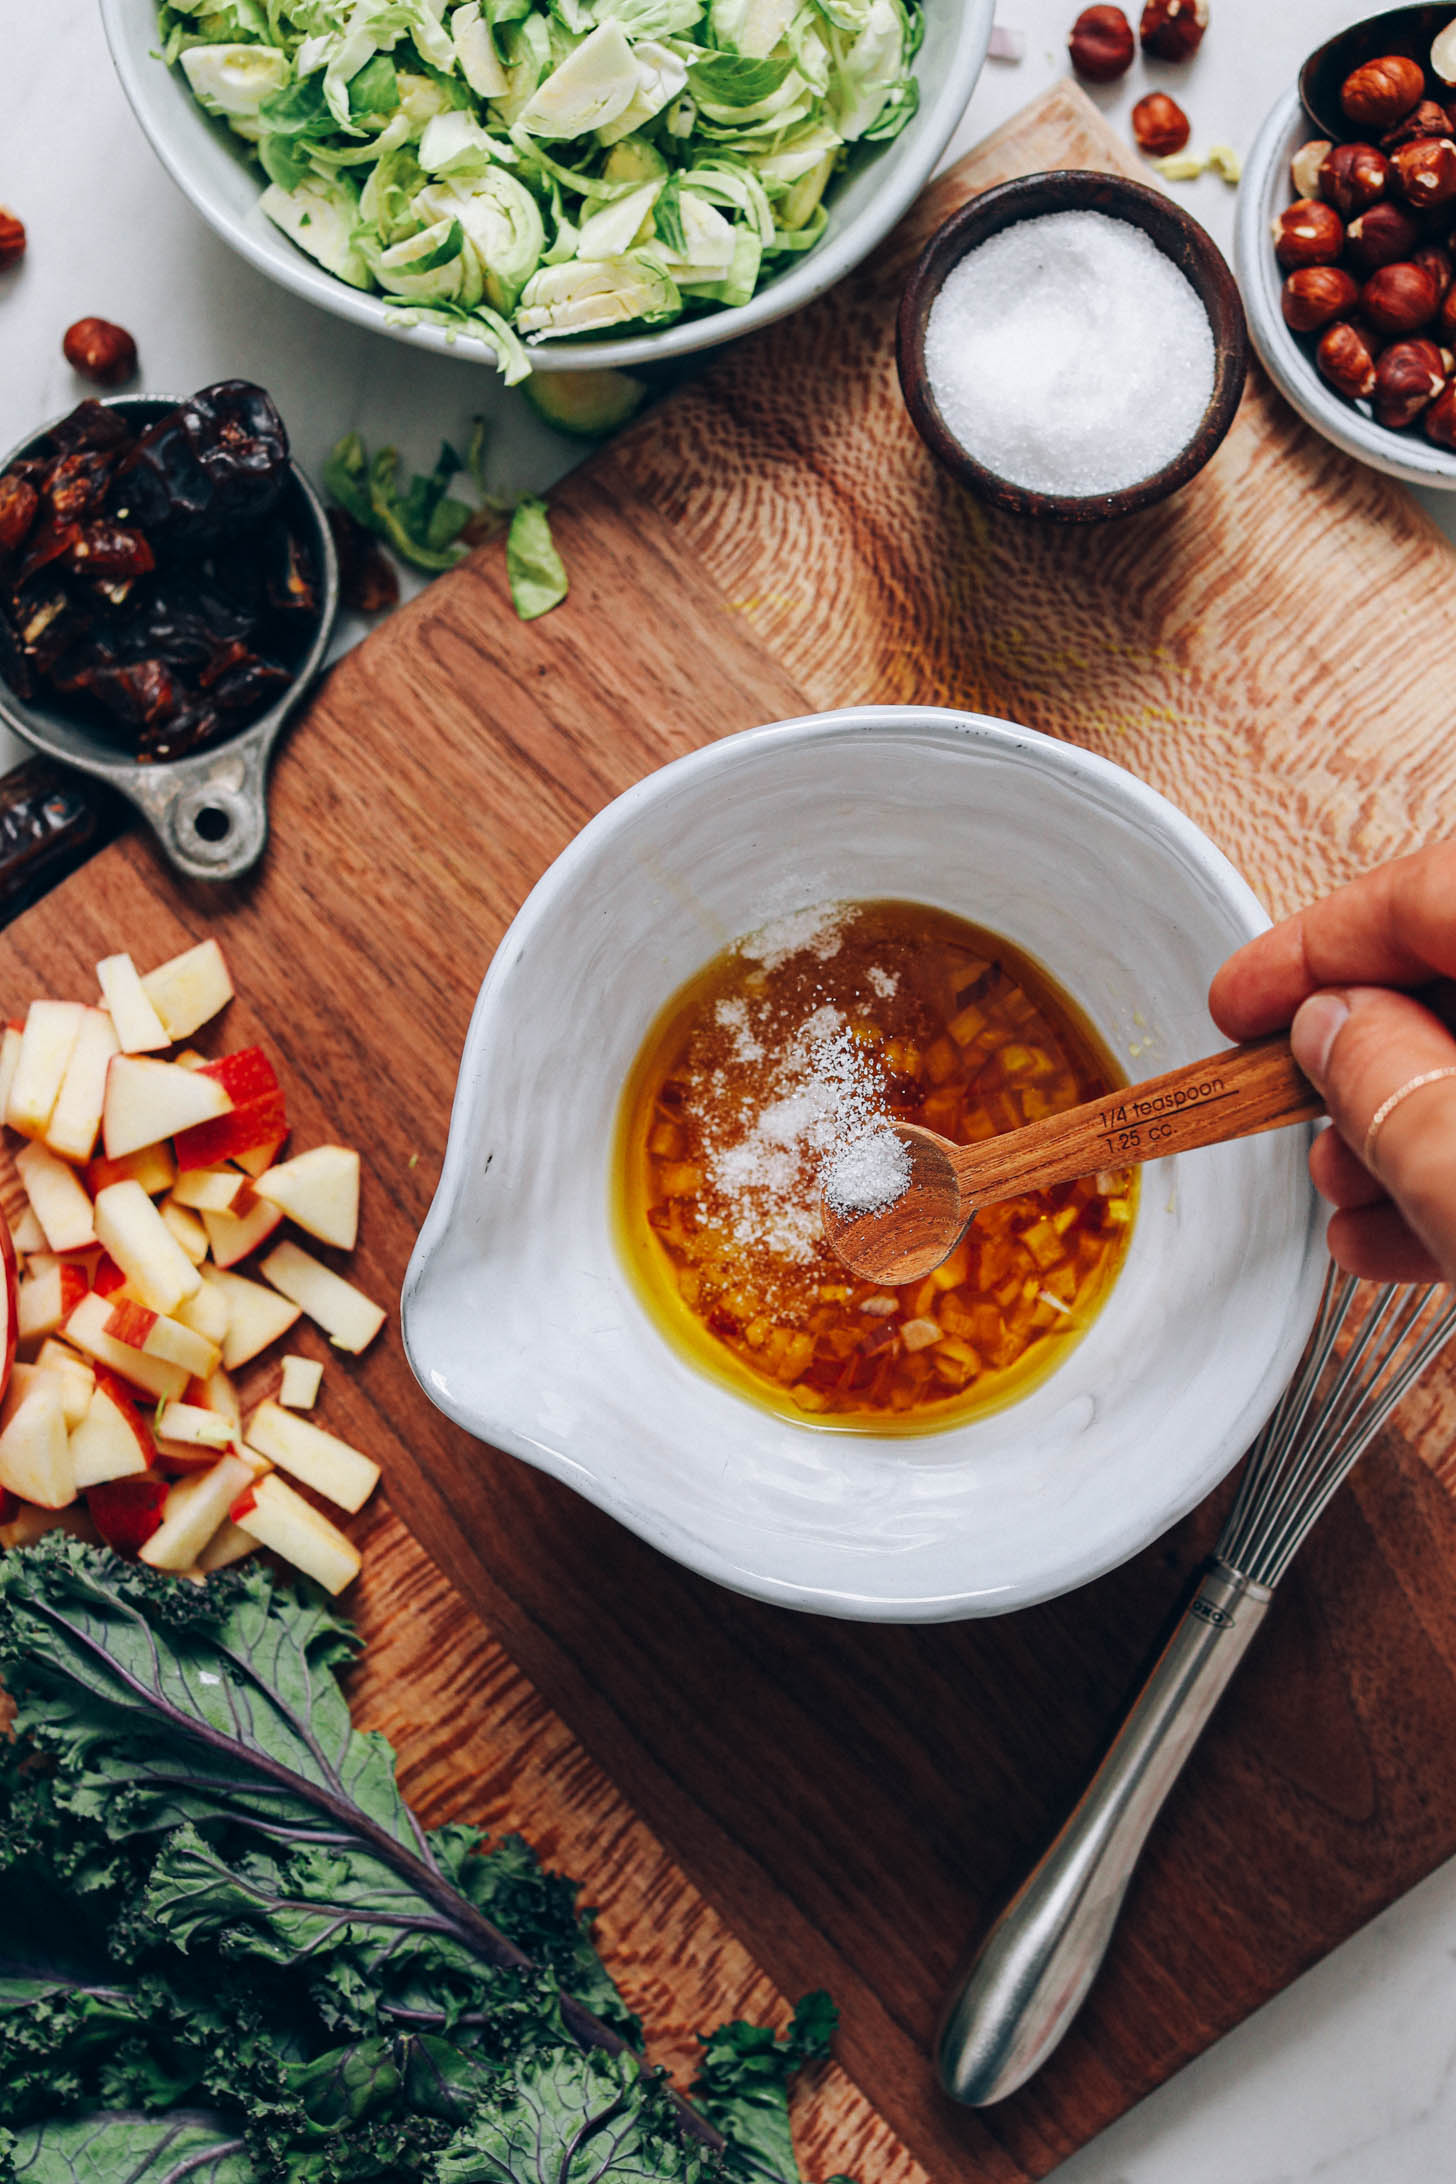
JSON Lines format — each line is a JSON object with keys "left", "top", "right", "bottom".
{"left": 1216, "top": 1268, "right": 1456, "bottom": 1590}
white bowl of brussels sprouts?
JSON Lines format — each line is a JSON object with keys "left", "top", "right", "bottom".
{"left": 101, "top": 0, "right": 992, "bottom": 376}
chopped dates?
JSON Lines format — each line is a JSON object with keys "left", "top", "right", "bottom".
{"left": 0, "top": 385, "right": 318, "bottom": 759}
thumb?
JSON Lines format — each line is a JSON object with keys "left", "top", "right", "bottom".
{"left": 1291, "top": 986, "right": 1456, "bottom": 1282}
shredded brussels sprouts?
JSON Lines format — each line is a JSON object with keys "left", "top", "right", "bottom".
{"left": 158, "top": 0, "right": 922, "bottom": 372}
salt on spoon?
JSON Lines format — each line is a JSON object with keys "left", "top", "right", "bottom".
{"left": 821, "top": 1036, "right": 1324, "bottom": 1286}
{"left": 922, "top": 209, "right": 1216, "bottom": 499}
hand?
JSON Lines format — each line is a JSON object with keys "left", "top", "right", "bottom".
{"left": 1208, "top": 843, "right": 1456, "bottom": 1284}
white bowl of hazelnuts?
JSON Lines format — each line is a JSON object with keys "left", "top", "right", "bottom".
{"left": 1236, "top": 15, "right": 1456, "bottom": 487}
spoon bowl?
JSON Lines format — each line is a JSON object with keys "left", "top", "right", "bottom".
{"left": 1298, "top": 4, "right": 1452, "bottom": 141}
{"left": 826, "top": 1123, "right": 964, "bottom": 1284}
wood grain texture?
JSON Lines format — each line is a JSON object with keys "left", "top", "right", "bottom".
{"left": 4, "top": 77, "right": 1456, "bottom": 2184}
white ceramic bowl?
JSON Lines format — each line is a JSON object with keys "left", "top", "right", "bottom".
{"left": 1237, "top": 89, "right": 1456, "bottom": 489}
{"left": 403, "top": 707, "right": 1325, "bottom": 1622}
{"left": 99, "top": 0, "right": 992, "bottom": 373}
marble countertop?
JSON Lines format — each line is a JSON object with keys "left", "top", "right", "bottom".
{"left": 6, "top": 3, "right": 1456, "bottom": 2175}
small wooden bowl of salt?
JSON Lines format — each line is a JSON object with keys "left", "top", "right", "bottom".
{"left": 897, "top": 169, "right": 1248, "bottom": 522}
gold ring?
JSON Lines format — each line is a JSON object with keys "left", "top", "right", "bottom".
{"left": 1363, "top": 1067, "right": 1456, "bottom": 1170}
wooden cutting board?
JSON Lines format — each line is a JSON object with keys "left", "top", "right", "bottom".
{"left": 10, "top": 76, "right": 1456, "bottom": 2184}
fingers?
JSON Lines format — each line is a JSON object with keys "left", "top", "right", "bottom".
{"left": 1209, "top": 840, "right": 1456, "bottom": 1041}
{"left": 1326, "top": 1201, "right": 1445, "bottom": 1284}
{"left": 1289, "top": 984, "right": 1456, "bottom": 1284}
{"left": 1309, "top": 1124, "right": 1385, "bottom": 1210}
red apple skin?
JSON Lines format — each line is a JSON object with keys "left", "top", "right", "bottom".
{"left": 174, "top": 1093, "right": 288, "bottom": 1173}
{"left": 155, "top": 1446, "right": 219, "bottom": 1477}
{"left": 89, "top": 1473, "right": 168, "bottom": 1556}
{"left": 104, "top": 1299, "right": 159, "bottom": 1349}
{"left": 200, "top": 1048, "right": 280, "bottom": 1103}
{"left": 0, "top": 1213, "right": 17, "bottom": 1405}
{"left": 93, "top": 1255, "right": 127, "bottom": 1298}
{"left": 58, "top": 1264, "right": 88, "bottom": 1317}
{"left": 0, "top": 1487, "right": 16, "bottom": 1525}
{"left": 229, "top": 1485, "right": 258, "bottom": 1523}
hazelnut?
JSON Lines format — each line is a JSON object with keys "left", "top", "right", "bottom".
{"left": 1392, "top": 135, "right": 1456, "bottom": 206}
{"left": 1318, "top": 142, "right": 1389, "bottom": 214}
{"left": 1272, "top": 198, "right": 1345, "bottom": 270}
{"left": 1415, "top": 240, "right": 1454, "bottom": 299}
{"left": 1282, "top": 265, "right": 1361, "bottom": 333}
{"left": 1346, "top": 200, "right": 1421, "bottom": 270}
{"left": 1439, "top": 277, "right": 1456, "bottom": 339}
{"left": 61, "top": 317, "right": 138, "bottom": 387}
{"left": 0, "top": 208, "right": 24, "bottom": 274}
{"left": 1360, "top": 259, "right": 1441, "bottom": 333}
{"left": 1341, "top": 54, "right": 1425, "bottom": 131}
{"left": 1290, "top": 139, "right": 1334, "bottom": 199}
{"left": 1067, "top": 5, "right": 1135, "bottom": 79}
{"left": 1425, "top": 379, "right": 1456, "bottom": 441}
{"left": 1382, "top": 98, "right": 1454, "bottom": 147}
{"left": 1432, "top": 18, "right": 1456, "bottom": 86}
{"left": 1131, "top": 91, "right": 1190, "bottom": 155}
{"left": 1139, "top": 0, "right": 1206, "bottom": 62}
{"left": 1373, "top": 335, "right": 1449, "bottom": 426}
{"left": 1317, "top": 319, "right": 1380, "bottom": 398}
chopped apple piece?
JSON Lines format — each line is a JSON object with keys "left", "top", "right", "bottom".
{"left": 278, "top": 1354, "right": 322, "bottom": 1411}
{"left": 0, "top": 1497, "right": 96, "bottom": 1548}
{"left": 160, "top": 1195, "right": 209, "bottom": 1265}
{"left": 97, "top": 953, "right": 171, "bottom": 1053}
{"left": 94, "top": 1179, "right": 203, "bottom": 1316}
{"left": 46, "top": 1008, "right": 120, "bottom": 1164}
{"left": 103, "top": 1298, "right": 219, "bottom": 1380}
{"left": 140, "top": 1452, "right": 252, "bottom": 1569}
{"left": 196, "top": 1518, "right": 260, "bottom": 1572}
{"left": 199, "top": 1047, "right": 279, "bottom": 1105}
{"left": 201, "top": 1195, "right": 284, "bottom": 1269}
{"left": 18, "top": 1260, "right": 88, "bottom": 1343}
{"left": 85, "top": 1143, "right": 176, "bottom": 1199}
{"left": 234, "top": 1138, "right": 286, "bottom": 1178}
{"left": 88, "top": 1471, "right": 168, "bottom": 1553}
{"left": 34, "top": 1339, "right": 94, "bottom": 1428}
{"left": 70, "top": 1369, "right": 155, "bottom": 1487}
{"left": 16, "top": 1141, "right": 97, "bottom": 1252}
{"left": 244, "top": 1399, "right": 378, "bottom": 1512}
{"left": 199, "top": 1266, "right": 301, "bottom": 1370}
{"left": 254, "top": 1146, "right": 359, "bottom": 1251}
{"left": 155, "top": 1402, "right": 235, "bottom": 1449}
{"left": 64, "top": 1293, "right": 190, "bottom": 1402}
{"left": 259, "top": 1242, "right": 384, "bottom": 1354}
{"left": 6, "top": 1002, "right": 84, "bottom": 1138}
{"left": 174, "top": 1091, "right": 287, "bottom": 1173}
{"left": 194, "top": 1366, "right": 241, "bottom": 1429}
{"left": 232, "top": 1471, "right": 360, "bottom": 1594}
{"left": 140, "top": 939, "right": 234, "bottom": 1041}
{"left": 0, "top": 1024, "right": 23, "bottom": 1121}
{"left": 176, "top": 1279, "right": 229, "bottom": 1346}
{"left": 102, "top": 1057, "right": 230, "bottom": 1160}
{"left": 0, "top": 1380, "right": 73, "bottom": 1507}
{"left": 9, "top": 1204, "right": 45, "bottom": 1255}
{"left": 170, "top": 1166, "right": 248, "bottom": 1213}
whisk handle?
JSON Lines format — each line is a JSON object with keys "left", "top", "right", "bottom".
{"left": 935, "top": 1560, "right": 1270, "bottom": 2106}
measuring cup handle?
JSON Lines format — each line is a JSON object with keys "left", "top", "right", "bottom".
{"left": 121, "top": 721, "right": 279, "bottom": 883}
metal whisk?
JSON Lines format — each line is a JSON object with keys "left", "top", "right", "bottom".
{"left": 936, "top": 1265, "right": 1456, "bottom": 2108}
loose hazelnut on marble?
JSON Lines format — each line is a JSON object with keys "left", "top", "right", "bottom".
{"left": 1318, "top": 141, "right": 1389, "bottom": 214}
{"left": 61, "top": 317, "right": 138, "bottom": 386}
{"left": 1139, "top": 0, "right": 1206, "bottom": 62}
{"left": 1346, "top": 200, "right": 1421, "bottom": 271}
{"left": 1317, "top": 319, "right": 1381, "bottom": 398}
{"left": 1382, "top": 99, "right": 1454, "bottom": 148}
{"left": 1282, "top": 265, "right": 1361, "bottom": 332}
{"left": 1273, "top": 199, "right": 1345, "bottom": 270}
{"left": 1392, "top": 135, "right": 1456, "bottom": 206}
{"left": 0, "top": 209, "right": 24, "bottom": 273}
{"left": 1373, "top": 336, "right": 1449, "bottom": 426}
{"left": 1291, "top": 139, "right": 1333, "bottom": 197}
{"left": 1361, "top": 259, "right": 1442, "bottom": 332}
{"left": 1131, "top": 91, "right": 1190, "bottom": 155}
{"left": 1067, "top": 5, "right": 1135, "bottom": 79}
{"left": 1341, "top": 55, "right": 1425, "bottom": 131}
{"left": 1424, "top": 378, "right": 1456, "bottom": 442}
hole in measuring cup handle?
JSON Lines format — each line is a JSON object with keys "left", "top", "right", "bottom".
{"left": 159, "top": 767, "right": 270, "bottom": 879}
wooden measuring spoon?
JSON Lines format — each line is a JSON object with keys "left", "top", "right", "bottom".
{"left": 821, "top": 1035, "right": 1322, "bottom": 1285}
